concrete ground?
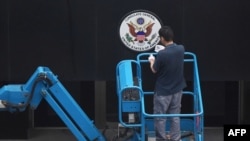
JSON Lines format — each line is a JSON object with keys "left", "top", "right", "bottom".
{"left": 0, "top": 122, "right": 223, "bottom": 141}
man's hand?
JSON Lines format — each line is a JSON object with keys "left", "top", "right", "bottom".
{"left": 148, "top": 54, "right": 155, "bottom": 62}
{"left": 148, "top": 54, "right": 156, "bottom": 73}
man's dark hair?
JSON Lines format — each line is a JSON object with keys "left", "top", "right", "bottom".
{"left": 158, "top": 26, "right": 174, "bottom": 42}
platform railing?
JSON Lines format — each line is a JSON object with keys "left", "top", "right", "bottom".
{"left": 136, "top": 52, "right": 204, "bottom": 141}
{"left": 116, "top": 52, "right": 204, "bottom": 141}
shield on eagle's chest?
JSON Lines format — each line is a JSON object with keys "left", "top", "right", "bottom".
{"left": 136, "top": 31, "right": 145, "bottom": 42}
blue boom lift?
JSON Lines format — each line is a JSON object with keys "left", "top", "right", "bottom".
{"left": 115, "top": 52, "right": 204, "bottom": 141}
{"left": 0, "top": 66, "right": 106, "bottom": 141}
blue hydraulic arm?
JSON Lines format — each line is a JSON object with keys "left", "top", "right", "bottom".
{"left": 0, "top": 66, "right": 106, "bottom": 141}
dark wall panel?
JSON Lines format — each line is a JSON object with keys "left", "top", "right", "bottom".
{"left": 1, "top": 0, "right": 250, "bottom": 81}
{"left": 1, "top": 0, "right": 74, "bottom": 81}
{"left": 183, "top": 0, "right": 250, "bottom": 80}
{"left": 66, "top": 0, "right": 96, "bottom": 80}
{"left": 0, "top": 0, "right": 9, "bottom": 81}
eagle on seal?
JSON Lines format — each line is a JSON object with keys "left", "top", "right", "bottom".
{"left": 127, "top": 21, "right": 155, "bottom": 43}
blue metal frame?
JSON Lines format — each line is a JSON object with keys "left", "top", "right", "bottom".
{"left": 0, "top": 66, "right": 106, "bottom": 141}
{"left": 116, "top": 52, "right": 204, "bottom": 141}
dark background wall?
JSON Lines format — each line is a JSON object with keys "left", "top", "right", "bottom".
{"left": 1, "top": 0, "right": 250, "bottom": 81}
{"left": 0, "top": 0, "right": 250, "bottom": 138}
